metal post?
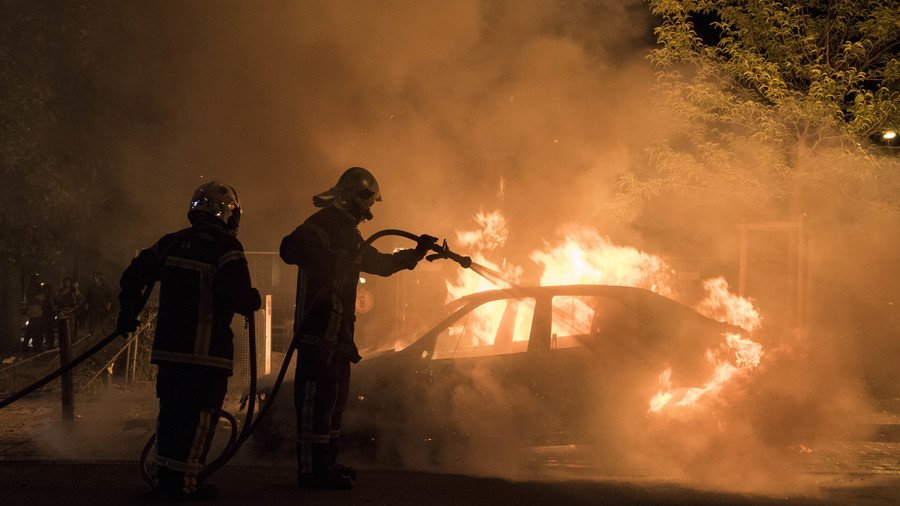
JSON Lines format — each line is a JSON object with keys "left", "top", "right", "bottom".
{"left": 788, "top": 230, "right": 798, "bottom": 331}
{"left": 59, "top": 317, "right": 75, "bottom": 421}
{"left": 797, "top": 217, "right": 808, "bottom": 332}
{"left": 131, "top": 331, "right": 139, "bottom": 382}
{"left": 395, "top": 274, "right": 402, "bottom": 343}
{"left": 738, "top": 227, "right": 748, "bottom": 297}
{"left": 265, "top": 294, "right": 272, "bottom": 376}
{"left": 123, "top": 338, "right": 131, "bottom": 382}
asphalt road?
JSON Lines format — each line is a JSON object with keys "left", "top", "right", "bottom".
{"left": 1, "top": 460, "right": 899, "bottom": 506}
{"left": 1, "top": 386, "right": 898, "bottom": 505}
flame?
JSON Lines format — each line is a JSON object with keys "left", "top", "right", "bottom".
{"left": 455, "top": 210, "right": 509, "bottom": 253}
{"left": 530, "top": 225, "right": 675, "bottom": 296}
{"left": 695, "top": 277, "right": 762, "bottom": 332}
{"left": 446, "top": 211, "right": 522, "bottom": 299}
{"left": 447, "top": 214, "right": 681, "bottom": 349}
{"left": 648, "top": 279, "right": 764, "bottom": 414}
{"left": 444, "top": 211, "right": 766, "bottom": 415}
{"left": 445, "top": 211, "right": 523, "bottom": 347}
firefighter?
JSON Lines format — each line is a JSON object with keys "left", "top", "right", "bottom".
{"left": 117, "top": 181, "right": 260, "bottom": 501}
{"left": 281, "top": 167, "right": 435, "bottom": 490}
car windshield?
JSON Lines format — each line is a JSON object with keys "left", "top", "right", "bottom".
{"left": 432, "top": 297, "right": 536, "bottom": 359}
{"left": 377, "top": 297, "right": 472, "bottom": 353}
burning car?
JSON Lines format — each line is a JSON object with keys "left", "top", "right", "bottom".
{"left": 251, "top": 283, "right": 747, "bottom": 468}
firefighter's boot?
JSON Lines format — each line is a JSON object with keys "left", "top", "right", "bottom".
{"left": 153, "top": 468, "right": 218, "bottom": 502}
{"left": 297, "top": 443, "right": 352, "bottom": 490}
{"left": 330, "top": 439, "right": 357, "bottom": 480}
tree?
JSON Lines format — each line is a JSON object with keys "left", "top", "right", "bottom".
{"left": 0, "top": 2, "right": 156, "bottom": 353}
{"left": 618, "top": 0, "right": 900, "bottom": 393}
{"left": 617, "top": 0, "right": 899, "bottom": 217}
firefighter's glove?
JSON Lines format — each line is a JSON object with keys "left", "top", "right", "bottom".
{"left": 414, "top": 234, "right": 439, "bottom": 261}
{"left": 115, "top": 314, "right": 141, "bottom": 336}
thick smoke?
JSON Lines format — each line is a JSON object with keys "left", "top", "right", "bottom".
{"left": 105, "top": 0, "right": 658, "bottom": 254}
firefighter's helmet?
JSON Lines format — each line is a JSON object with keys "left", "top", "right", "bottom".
{"left": 313, "top": 167, "right": 382, "bottom": 221}
{"left": 188, "top": 181, "right": 242, "bottom": 234}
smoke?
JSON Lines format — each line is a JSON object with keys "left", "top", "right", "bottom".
{"left": 85, "top": 0, "right": 659, "bottom": 257}
{"left": 33, "top": 387, "right": 157, "bottom": 460}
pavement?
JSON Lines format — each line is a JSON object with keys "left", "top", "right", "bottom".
{"left": 1, "top": 382, "right": 899, "bottom": 505}
{"left": 2, "top": 460, "right": 899, "bottom": 506}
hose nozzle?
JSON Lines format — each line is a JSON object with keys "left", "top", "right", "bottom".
{"left": 426, "top": 239, "right": 472, "bottom": 268}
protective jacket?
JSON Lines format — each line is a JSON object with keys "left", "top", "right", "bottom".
{"left": 119, "top": 222, "right": 258, "bottom": 374}
{"left": 280, "top": 205, "right": 420, "bottom": 361}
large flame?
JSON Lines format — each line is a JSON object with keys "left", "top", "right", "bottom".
{"left": 445, "top": 211, "right": 765, "bottom": 415}
{"left": 445, "top": 211, "right": 523, "bottom": 347}
{"left": 531, "top": 225, "right": 675, "bottom": 297}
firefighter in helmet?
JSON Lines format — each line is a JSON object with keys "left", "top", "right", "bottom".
{"left": 280, "top": 167, "right": 436, "bottom": 490}
{"left": 117, "top": 181, "right": 261, "bottom": 501}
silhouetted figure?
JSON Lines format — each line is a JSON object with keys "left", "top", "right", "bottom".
{"left": 117, "top": 181, "right": 260, "bottom": 502}
{"left": 280, "top": 167, "right": 435, "bottom": 490}
{"left": 86, "top": 272, "right": 113, "bottom": 336}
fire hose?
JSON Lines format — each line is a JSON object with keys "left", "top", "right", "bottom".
{"left": 0, "top": 229, "right": 482, "bottom": 484}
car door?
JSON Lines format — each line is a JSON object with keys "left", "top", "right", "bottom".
{"left": 421, "top": 295, "right": 540, "bottom": 444}
{"left": 530, "top": 291, "right": 652, "bottom": 443}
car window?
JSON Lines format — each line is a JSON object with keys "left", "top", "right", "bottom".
{"left": 433, "top": 298, "right": 535, "bottom": 359}
{"left": 550, "top": 295, "right": 630, "bottom": 349}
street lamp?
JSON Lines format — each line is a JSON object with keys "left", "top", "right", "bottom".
{"left": 870, "top": 129, "right": 898, "bottom": 154}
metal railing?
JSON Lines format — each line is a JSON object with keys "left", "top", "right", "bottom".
{"left": 0, "top": 310, "right": 157, "bottom": 422}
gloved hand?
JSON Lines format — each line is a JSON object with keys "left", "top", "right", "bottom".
{"left": 115, "top": 313, "right": 141, "bottom": 336}
{"left": 414, "top": 234, "right": 439, "bottom": 260}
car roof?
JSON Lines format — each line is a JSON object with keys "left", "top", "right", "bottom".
{"left": 451, "top": 284, "right": 666, "bottom": 305}
{"left": 388, "top": 284, "right": 742, "bottom": 356}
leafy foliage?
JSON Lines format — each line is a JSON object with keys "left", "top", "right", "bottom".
{"left": 620, "top": 0, "right": 900, "bottom": 216}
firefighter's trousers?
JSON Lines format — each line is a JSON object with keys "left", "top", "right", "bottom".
{"left": 293, "top": 343, "right": 351, "bottom": 475}
{"left": 151, "top": 365, "right": 228, "bottom": 494}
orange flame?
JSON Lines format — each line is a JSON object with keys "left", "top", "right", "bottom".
{"left": 648, "top": 279, "right": 764, "bottom": 414}
{"left": 446, "top": 211, "right": 522, "bottom": 347}
{"left": 696, "top": 277, "right": 762, "bottom": 332}
{"left": 444, "top": 212, "right": 766, "bottom": 414}
{"left": 530, "top": 225, "right": 675, "bottom": 296}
